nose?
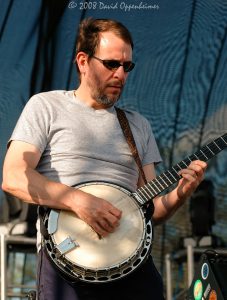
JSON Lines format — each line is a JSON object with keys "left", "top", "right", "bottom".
{"left": 113, "top": 66, "right": 128, "bottom": 83}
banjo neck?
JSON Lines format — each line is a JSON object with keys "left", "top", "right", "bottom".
{"left": 133, "top": 133, "right": 227, "bottom": 206}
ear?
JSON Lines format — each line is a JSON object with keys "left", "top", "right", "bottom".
{"left": 76, "top": 52, "right": 88, "bottom": 74}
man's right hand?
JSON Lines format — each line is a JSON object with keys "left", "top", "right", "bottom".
{"left": 71, "top": 190, "right": 122, "bottom": 237}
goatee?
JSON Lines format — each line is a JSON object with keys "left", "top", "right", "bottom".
{"left": 95, "top": 94, "right": 120, "bottom": 108}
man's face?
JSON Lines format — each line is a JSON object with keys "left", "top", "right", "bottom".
{"left": 85, "top": 31, "right": 133, "bottom": 108}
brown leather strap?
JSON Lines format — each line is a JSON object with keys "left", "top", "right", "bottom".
{"left": 115, "top": 107, "right": 147, "bottom": 185}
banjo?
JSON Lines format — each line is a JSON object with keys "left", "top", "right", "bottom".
{"left": 42, "top": 133, "right": 227, "bottom": 283}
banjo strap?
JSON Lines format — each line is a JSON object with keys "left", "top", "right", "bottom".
{"left": 38, "top": 206, "right": 49, "bottom": 239}
{"left": 115, "top": 107, "right": 154, "bottom": 218}
{"left": 115, "top": 107, "right": 147, "bottom": 185}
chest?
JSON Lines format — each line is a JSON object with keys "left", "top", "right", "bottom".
{"left": 46, "top": 111, "right": 141, "bottom": 164}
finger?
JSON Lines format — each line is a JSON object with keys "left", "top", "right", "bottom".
{"left": 179, "top": 168, "right": 197, "bottom": 179}
{"left": 189, "top": 160, "right": 207, "bottom": 172}
{"left": 90, "top": 215, "right": 121, "bottom": 237}
{"left": 190, "top": 164, "right": 206, "bottom": 180}
{"left": 180, "top": 172, "right": 198, "bottom": 182}
{"left": 98, "top": 219, "right": 116, "bottom": 233}
{"left": 180, "top": 168, "right": 205, "bottom": 186}
{"left": 194, "top": 160, "right": 207, "bottom": 168}
{"left": 91, "top": 222, "right": 109, "bottom": 238}
{"left": 104, "top": 202, "right": 122, "bottom": 219}
{"left": 105, "top": 214, "right": 121, "bottom": 229}
{"left": 109, "top": 208, "right": 122, "bottom": 219}
{"left": 101, "top": 198, "right": 122, "bottom": 219}
{"left": 179, "top": 161, "right": 206, "bottom": 178}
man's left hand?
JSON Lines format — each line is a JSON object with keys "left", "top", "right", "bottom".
{"left": 177, "top": 160, "right": 207, "bottom": 202}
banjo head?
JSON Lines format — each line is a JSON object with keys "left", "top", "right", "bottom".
{"left": 44, "top": 182, "right": 153, "bottom": 283}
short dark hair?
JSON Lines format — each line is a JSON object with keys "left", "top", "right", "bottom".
{"left": 74, "top": 18, "right": 134, "bottom": 76}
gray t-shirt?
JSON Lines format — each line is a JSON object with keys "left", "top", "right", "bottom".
{"left": 10, "top": 90, "right": 162, "bottom": 192}
{"left": 10, "top": 90, "right": 162, "bottom": 249}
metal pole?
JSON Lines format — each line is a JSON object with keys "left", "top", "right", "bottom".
{"left": 165, "top": 253, "right": 172, "bottom": 300}
{"left": 187, "top": 244, "right": 194, "bottom": 287}
{"left": 0, "top": 233, "right": 7, "bottom": 300}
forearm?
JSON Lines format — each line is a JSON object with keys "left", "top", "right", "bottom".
{"left": 152, "top": 188, "right": 186, "bottom": 225}
{"left": 2, "top": 166, "right": 79, "bottom": 211}
{"left": 2, "top": 141, "right": 122, "bottom": 237}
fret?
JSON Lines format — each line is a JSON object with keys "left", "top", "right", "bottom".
{"left": 167, "top": 170, "right": 178, "bottom": 181}
{"left": 193, "top": 153, "right": 200, "bottom": 160}
{"left": 221, "top": 136, "right": 227, "bottom": 145}
{"left": 213, "top": 140, "right": 221, "bottom": 150}
{"left": 181, "top": 160, "right": 188, "bottom": 168}
{"left": 144, "top": 185, "right": 156, "bottom": 199}
{"left": 215, "top": 138, "right": 223, "bottom": 148}
{"left": 152, "top": 180, "right": 162, "bottom": 193}
{"left": 176, "top": 163, "right": 182, "bottom": 171}
{"left": 197, "top": 151, "right": 204, "bottom": 160}
{"left": 207, "top": 147, "right": 215, "bottom": 158}
{"left": 154, "top": 178, "right": 165, "bottom": 189}
{"left": 137, "top": 189, "right": 149, "bottom": 201}
{"left": 217, "top": 139, "right": 225, "bottom": 149}
{"left": 158, "top": 175, "right": 169, "bottom": 187}
{"left": 172, "top": 166, "right": 181, "bottom": 176}
{"left": 200, "top": 149, "right": 208, "bottom": 160}
{"left": 178, "top": 162, "right": 184, "bottom": 169}
{"left": 146, "top": 182, "right": 158, "bottom": 195}
{"left": 207, "top": 145, "right": 215, "bottom": 156}
{"left": 210, "top": 142, "right": 220, "bottom": 153}
{"left": 187, "top": 156, "right": 192, "bottom": 162}
{"left": 184, "top": 157, "right": 192, "bottom": 166}
{"left": 163, "top": 172, "right": 174, "bottom": 184}
{"left": 140, "top": 187, "right": 151, "bottom": 199}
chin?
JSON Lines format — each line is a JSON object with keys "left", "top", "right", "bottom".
{"left": 96, "top": 94, "right": 119, "bottom": 107}
{"left": 109, "top": 93, "right": 121, "bottom": 102}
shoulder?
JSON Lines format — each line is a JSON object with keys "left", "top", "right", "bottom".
{"left": 24, "top": 90, "right": 74, "bottom": 112}
{"left": 28, "top": 90, "right": 73, "bottom": 104}
{"left": 117, "top": 107, "right": 151, "bottom": 128}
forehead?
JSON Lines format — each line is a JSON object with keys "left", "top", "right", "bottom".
{"left": 96, "top": 31, "right": 132, "bottom": 59}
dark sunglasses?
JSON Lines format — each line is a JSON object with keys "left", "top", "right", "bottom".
{"left": 92, "top": 56, "right": 135, "bottom": 72}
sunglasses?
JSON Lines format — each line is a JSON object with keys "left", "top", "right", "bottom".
{"left": 92, "top": 56, "right": 135, "bottom": 72}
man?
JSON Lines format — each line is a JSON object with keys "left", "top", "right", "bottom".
{"left": 2, "top": 18, "right": 207, "bottom": 299}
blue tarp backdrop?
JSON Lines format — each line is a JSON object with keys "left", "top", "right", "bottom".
{"left": 1, "top": 0, "right": 227, "bottom": 290}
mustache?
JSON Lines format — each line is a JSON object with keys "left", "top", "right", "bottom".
{"left": 107, "top": 80, "right": 124, "bottom": 88}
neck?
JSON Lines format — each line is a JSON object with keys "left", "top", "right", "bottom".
{"left": 74, "top": 87, "right": 114, "bottom": 110}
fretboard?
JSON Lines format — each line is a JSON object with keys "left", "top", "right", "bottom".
{"left": 133, "top": 133, "right": 227, "bottom": 206}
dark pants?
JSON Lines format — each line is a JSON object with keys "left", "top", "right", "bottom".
{"left": 37, "top": 248, "right": 165, "bottom": 300}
